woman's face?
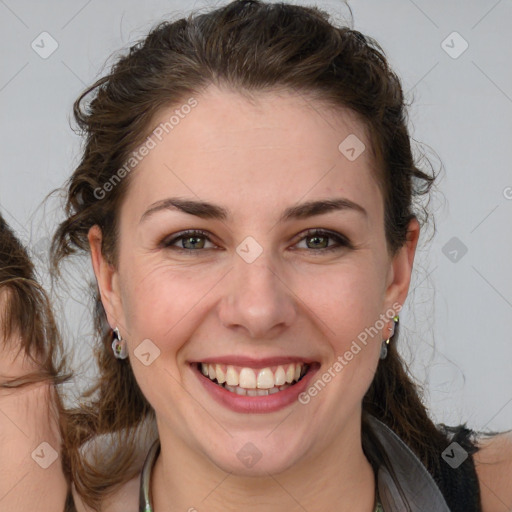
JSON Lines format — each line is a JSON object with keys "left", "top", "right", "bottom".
{"left": 90, "top": 85, "right": 418, "bottom": 475}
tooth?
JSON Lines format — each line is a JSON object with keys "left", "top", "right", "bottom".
{"left": 257, "top": 368, "right": 275, "bottom": 389}
{"left": 203, "top": 362, "right": 305, "bottom": 390}
{"left": 256, "top": 389, "right": 269, "bottom": 396}
{"left": 285, "top": 364, "right": 295, "bottom": 383}
{"left": 247, "top": 389, "right": 258, "bottom": 396}
{"left": 215, "top": 364, "right": 226, "bottom": 384}
{"left": 274, "top": 366, "right": 286, "bottom": 386}
{"left": 239, "top": 368, "right": 256, "bottom": 389}
{"left": 235, "top": 386, "right": 247, "bottom": 396}
{"left": 226, "top": 365, "right": 239, "bottom": 386}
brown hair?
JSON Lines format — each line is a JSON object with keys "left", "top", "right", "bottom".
{"left": 0, "top": 214, "right": 74, "bottom": 509}
{"left": 0, "top": 214, "right": 70, "bottom": 388}
{"left": 51, "top": 1, "right": 474, "bottom": 509}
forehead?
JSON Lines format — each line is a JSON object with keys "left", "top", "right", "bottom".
{"left": 123, "top": 85, "right": 383, "bottom": 225}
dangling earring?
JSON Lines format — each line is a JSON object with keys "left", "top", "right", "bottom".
{"left": 380, "top": 315, "right": 399, "bottom": 360}
{"left": 379, "top": 338, "right": 390, "bottom": 360}
{"left": 112, "top": 327, "right": 128, "bottom": 359}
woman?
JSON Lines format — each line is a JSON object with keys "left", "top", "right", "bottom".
{"left": 50, "top": 1, "right": 511, "bottom": 511}
{"left": 0, "top": 214, "right": 72, "bottom": 510}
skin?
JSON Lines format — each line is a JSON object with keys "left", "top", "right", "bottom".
{"left": 88, "top": 83, "right": 420, "bottom": 512}
{"left": 0, "top": 290, "right": 68, "bottom": 511}
{"left": 474, "top": 434, "right": 512, "bottom": 511}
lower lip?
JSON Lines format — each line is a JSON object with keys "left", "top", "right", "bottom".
{"left": 192, "top": 363, "right": 320, "bottom": 413}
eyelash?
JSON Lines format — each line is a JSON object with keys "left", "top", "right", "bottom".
{"left": 160, "top": 228, "right": 352, "bottom": 254}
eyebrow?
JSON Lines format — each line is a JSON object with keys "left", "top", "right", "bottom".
{"left": 139, "top": 197, "right": 368, "bottom": 224}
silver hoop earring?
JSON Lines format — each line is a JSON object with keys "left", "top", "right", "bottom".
{"left": 112, "top": 327, "right": 129, "bottom": 359}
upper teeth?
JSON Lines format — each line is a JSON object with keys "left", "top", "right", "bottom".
{"left": 200, "top": 363, "right": 306, "bottom": 389}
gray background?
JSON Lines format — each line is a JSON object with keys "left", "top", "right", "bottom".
{"left": 0, "top": 0, "right": 511, "bottom": 431}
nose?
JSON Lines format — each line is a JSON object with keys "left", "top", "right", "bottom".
{"left": 218, "top": 251, "right": 297, "bottom": 340}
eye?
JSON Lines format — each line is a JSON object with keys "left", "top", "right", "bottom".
{"left": 294, "top": 229, "right": 352, "bottom": 253}
{"left": 161, "top": 228, "right": 351, "bottom": 254}
{"left": 160, "top": 230, "right": 216, "bottom": 251}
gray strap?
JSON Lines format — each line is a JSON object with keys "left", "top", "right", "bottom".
{"left": 366, "top": 415, "right": 451, "bottom": 512}
{"left": 139, "top": 439, "right": 160, "bottom": 512}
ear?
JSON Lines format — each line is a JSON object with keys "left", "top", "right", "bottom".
{"left": 88, "top": 225, "right": 125, "bottom": 332}
{"left": 383, "top": 217, "right": 421, "bottom": 317}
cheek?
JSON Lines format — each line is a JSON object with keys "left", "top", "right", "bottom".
{"left": 295, "top": 261, "right": 385, "bottom": 350}
{"left": 118, "top": 258, "right": 217, "bottom": 353}
{"left": 118, "top": 261, "right": 204, "bottom": 408}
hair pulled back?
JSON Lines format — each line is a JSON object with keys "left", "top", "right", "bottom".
{"left": 50, "top": 1, "right": 467, "bottom": 509}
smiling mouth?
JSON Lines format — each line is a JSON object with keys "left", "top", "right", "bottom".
{"left": 195, "top": 362, "right": 312, "bottom": 396}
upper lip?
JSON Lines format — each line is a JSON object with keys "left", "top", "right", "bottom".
{"left": 191, "top": 356, "right": 318, "bottom": 369}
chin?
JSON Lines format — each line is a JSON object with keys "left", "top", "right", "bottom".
{"left": 202, "top": 434, "right": 308, "bottom": 477}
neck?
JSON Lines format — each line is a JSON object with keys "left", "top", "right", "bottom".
{"left": 151, "top": 419, "right": 376, "bottom": 512}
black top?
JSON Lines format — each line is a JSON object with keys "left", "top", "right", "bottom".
{"left": 433, "top": 424, "right": 482, "bottom": 511}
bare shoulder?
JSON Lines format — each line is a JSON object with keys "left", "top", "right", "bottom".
{"left": 473, "top": 431, "right": 512, "bottom": 512}
{"left": 72, "top": 474, "right": 141, "bottom": 512}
